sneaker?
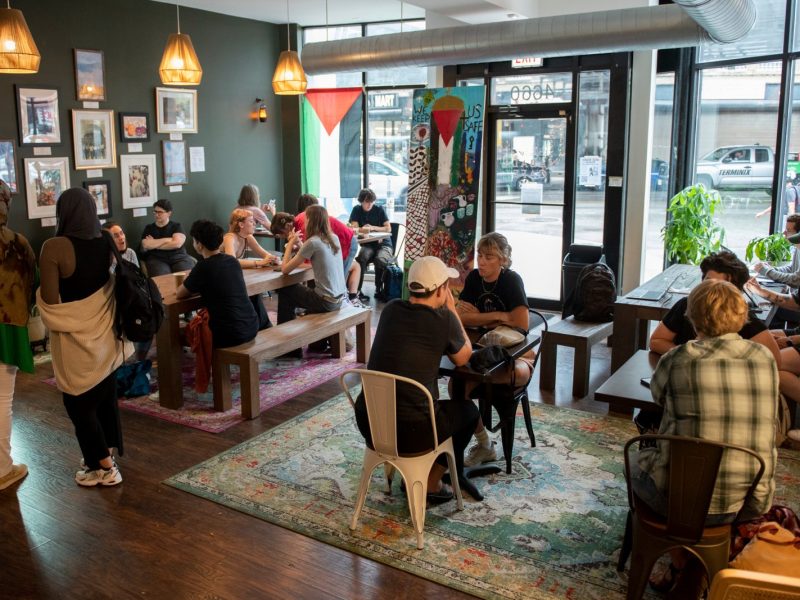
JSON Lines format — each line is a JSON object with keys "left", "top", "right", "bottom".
{"left": 464, "top": 441, "right": 498, "bottom": 467}
{"left": 347, "top": 296, "right": 367, "bottom": 309}
{"left": 0, "top": 463, "right": 28, "bottom": 490}
{"left": 80, "top": 456, "right": 117, "bottom": 471}
{"left": 357, "top": 291, "right": 370, "bottom": 303}
{"left": 75, "top": 465, "right": 123, "bottom": 487}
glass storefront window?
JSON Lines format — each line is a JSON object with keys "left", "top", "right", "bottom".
{"left": 365, "top": 21, "right": 426, "bottom": 86}
{"left": 490, "top": 73, "right": 572, "bottom": 106}
{"left": 574, "top": 70, "right": 610, "bottom": 246}
{"left": 303, "top": 26, "right": 362, "bottom": 88}
{"left": 699, "top": 0, "right": 786, "bottom": 63}
{"left": 693, "top": 61, "right": 781, "bottom": 257}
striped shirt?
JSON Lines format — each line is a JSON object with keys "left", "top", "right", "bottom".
{"left": 638, "top": 333, "right": 778, "bottom": 516}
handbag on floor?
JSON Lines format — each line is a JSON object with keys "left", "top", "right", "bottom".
{"left": 729, "top": 521, "right": 800, "bottom": 576}
{"left": 116, "top": 360, "right": 152, "bottom": 398}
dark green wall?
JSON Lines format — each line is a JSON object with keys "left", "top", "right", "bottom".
{"left": 0, "top": 0, "right": 283, "bottom": 254}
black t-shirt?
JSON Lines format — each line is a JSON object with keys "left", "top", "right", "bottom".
{"left": 662, "top": 296, "right": 766, "bottom": 345}
{"left": 362, "top": 299, "right": 465, "bottom": 422}
{"left": 183, "top": 253, "right": 258, "bottom": 348}
{"left": 458, "top": 268, "right": 528, "bottom": 314}
{"left": 349, "top": 204, "right": 392, "bottom": 248}
{"left": 141, "top": 221, "right": 189, "bottom": 261}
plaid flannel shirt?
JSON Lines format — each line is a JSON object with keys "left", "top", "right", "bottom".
{"left": 638, "top": 333, "right": 778, "bottom": 516}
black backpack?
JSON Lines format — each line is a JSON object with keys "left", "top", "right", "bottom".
{"left": 572, "top": 262, "right": 616, "bottom": 323}
{"left": 381, "top": 263, "right": 404, "bottom": 301}
{"left": 103, "top": 231, "right": 165, "bottom": 342}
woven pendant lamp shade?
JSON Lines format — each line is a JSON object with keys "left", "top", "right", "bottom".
{"left": 0, "top": 7, "right": 40, "bottom": 74}
{"left": 159, "top": 32, "right": 202, "bottom": 85}
{"left": 272, "top": 50, "right": 307, "bottom": 95}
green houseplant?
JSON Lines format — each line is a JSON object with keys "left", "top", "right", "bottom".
{"left": 745, "top": 233, "right": 791, "bottom": 263}
{"left": 662, "top": 183, "right": 725, "bottom": 265}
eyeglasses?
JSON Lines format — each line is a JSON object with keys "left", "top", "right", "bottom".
{"left": 154, "top": 209, "right": 167, "bottom": 215}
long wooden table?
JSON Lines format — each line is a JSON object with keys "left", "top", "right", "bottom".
{"left": 595, "top": 349, "right": 660, "bottom": 414}
{"left": 152, "top": 265, "right": 313, "bottom": 409}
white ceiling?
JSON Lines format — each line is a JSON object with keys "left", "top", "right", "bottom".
{"left": 155, "top": 0, "right": 539, "bottom": 27}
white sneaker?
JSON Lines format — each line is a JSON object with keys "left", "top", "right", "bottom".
{"left": 80, "top": 456, "right": 117, "bottom": 471}
{"left": 75, "top": 465, "right": 122, "bottom": 487}
{"left": 0, "top": 463, "right": 28, "bottom": 490}
{"left": 464, "top": 441, "right": 498, "bottom": 467}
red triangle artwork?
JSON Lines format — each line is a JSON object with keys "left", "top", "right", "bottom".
{"left": 305, "top": 88, "right": 363, "bottom": 135}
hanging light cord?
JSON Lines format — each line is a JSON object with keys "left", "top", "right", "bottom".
{"left": 325, "top": 0, "right": 329, "bottom": 42}
{"left": 286, "top": 0, "right": 292, "bottom": 51}
{"left": 176, "top": 4, "right": 181, "bottom": 34}
{"left": 400, "top": 1, "right": 404, "bottom": 33}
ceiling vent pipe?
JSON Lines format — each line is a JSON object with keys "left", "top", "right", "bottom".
{"left": 301, "top": 2, "right": 756, "bottom": 75}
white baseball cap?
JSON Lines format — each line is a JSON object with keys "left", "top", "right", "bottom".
{"left": 407, "top": 256, "right": 459, "bottom": 293}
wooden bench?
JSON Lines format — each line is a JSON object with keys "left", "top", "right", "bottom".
{"left": 538, "top": 316, "right": 614, "bottom": 398}
{"left": 212, "top": 306, "right": 371, "bottom": 419}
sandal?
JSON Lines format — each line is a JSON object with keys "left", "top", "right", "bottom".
{"left": 649, "top": 562, "right": 681, "bottom": 593}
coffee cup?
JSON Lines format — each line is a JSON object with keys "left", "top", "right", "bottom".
{"left": 174, "top": 272, "right": 186, "bottom": 287}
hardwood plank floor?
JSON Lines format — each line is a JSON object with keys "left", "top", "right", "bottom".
{"left": 1, "top": 291, "right": 618, "bottom": 599}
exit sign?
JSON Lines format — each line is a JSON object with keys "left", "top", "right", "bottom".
{"left": 511, "top": 57, "right": 543, "bottom": 68}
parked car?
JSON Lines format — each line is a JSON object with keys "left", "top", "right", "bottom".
{"left": 496, "top": 165, "right": 549, "bottom": 192}
{"left": 695, "top": 144, "right": 774, "bottom": 190}
{"left": 368, "top": 156, "right": 408, "bottom": 209}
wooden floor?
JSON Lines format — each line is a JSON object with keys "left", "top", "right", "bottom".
{"left": 1, "top": 290, "right": 619, "bottom": 599}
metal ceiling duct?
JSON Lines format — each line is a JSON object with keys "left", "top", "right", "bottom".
{"left": 301, "top": 2, "right": 756, "bottom": 75}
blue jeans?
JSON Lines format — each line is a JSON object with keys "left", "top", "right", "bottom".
{"left": 343, "top": 236, "right": 358, "bottom": 277}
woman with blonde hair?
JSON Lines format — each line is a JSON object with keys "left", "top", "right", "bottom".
{"left": 222, "top": 208, "right": 279, "bottom": 269}
{"left": 235, "top": 184, "right": 274, "bottom": 228}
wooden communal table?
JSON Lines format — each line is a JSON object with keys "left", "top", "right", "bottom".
{"left": 595, "top": 350, "right": 661, "bottom": 414}
{"left": 152, "top": 264, "right": 313, "bottom": 410}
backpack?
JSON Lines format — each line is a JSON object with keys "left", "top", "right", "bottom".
{"left": 115, "top": 359, "right": 152, "bottom": 398}
{"left": 572, "top": 262, "right": 616, "bottom": 323}
{"left": 103, "top": 231, "right": 165, "bottom": 342}
{"left": 381, "top": 263, "right": 404, "bottom": 301}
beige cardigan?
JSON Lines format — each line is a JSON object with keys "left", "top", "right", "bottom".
{"left": 36, "top": 280, "right": 132, "bottom": 395}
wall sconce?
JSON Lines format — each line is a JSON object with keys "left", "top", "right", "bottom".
{"left": 255, "top": 98, "right": 268, "bottom": 123}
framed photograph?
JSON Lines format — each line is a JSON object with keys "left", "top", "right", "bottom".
{"left": 155, "top": 87, "right": 197, "bottom": 134}
{"left": 0, "top": 140, "right": 17, "bottom": 193}
{"left": 118, "top": 112, "right": 150, "bottom": 142}
{"left": 120, "top": 154, "right": 157, "bottom": 209}
{"left": 24, "top": 157, "right": 70, "bottom": 219}
{"left": 71, "top": 109, "right": 117, "bottom": 170}
{"left": 16, "top": 85, "right": 61, "bottom": 146}
{"left": 162, "top": 140, "right": 188, "bottom": 186}
{"left": 82, "top": 179, "right": 112, "bottom": 217}
{"left": 74, "top": 49, "right": 106, "bottom": 101}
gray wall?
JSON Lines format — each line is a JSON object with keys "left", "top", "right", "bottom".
{"left": 0, "top": 0, "right": 283, "bottom": 254}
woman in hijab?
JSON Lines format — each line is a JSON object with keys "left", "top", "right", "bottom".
{"left": 37, "top": 188, "right": 131, "bottom": 487}
{"left": 0, "top": 179, "right": 35, "bottom": 490}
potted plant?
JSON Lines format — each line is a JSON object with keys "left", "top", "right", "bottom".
{"left": 662, "top": 183, "right": 725, "bottom": 265}
{"left": 745, "top": 232, "right": 791, "bottom": 264}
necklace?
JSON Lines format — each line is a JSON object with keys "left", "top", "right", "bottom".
{"left": 481, "top": 272, "right": 501, "bottom": 294}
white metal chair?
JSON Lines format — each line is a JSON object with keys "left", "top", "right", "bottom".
{"left": 340, "top": 368, "right": 464, "bottom": 549}
{"left": 708, "top": 569, "right": 800, "bottom": 600}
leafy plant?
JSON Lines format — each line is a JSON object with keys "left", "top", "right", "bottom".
{"left": 662, "top": 183, "right": 725, "bottom": 265}
{"left": 745, "top": 233, "right": 791, "bottom": 263}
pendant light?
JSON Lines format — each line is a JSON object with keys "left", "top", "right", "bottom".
{"left": 272, "top": 0, "right": 307, "bottom": 95}
{"left": 159, "top": 4, "right": 202, "bottom": 86}
{"left": 0, "top": 1, "right": 40, "bottom": 74}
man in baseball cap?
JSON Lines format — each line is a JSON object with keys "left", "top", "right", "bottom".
{"left": 352, "top": 255, "right": 480, "bottom": 502}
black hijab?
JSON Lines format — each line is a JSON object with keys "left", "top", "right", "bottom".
{"left": 56, "top": 187, "right": 101, "bottom": 240}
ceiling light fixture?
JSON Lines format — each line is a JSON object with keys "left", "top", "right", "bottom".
{"left": 272, "top": 0, "right": 307, "bottom": 95}
{"left": 0, "top": 0, "right": 39, "bottom": 74}
{"left": 159, "top": 4, "right": 203, "bottom": 86}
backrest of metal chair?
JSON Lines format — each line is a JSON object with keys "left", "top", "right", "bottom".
{"left": 340, "top": 368, "right": 439, "bottom": 457}
{"left": 390, "top": 222, "right": 405, "bottom": 260}
{"left": 623, "top": 435, "right": 766, "bottom": 543}
{"left": 528, "top": 308, "right": 548, "bottom": 336}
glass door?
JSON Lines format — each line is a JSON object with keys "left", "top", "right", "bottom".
{"left": 490, "top": 115, "right": 569, "bottom": 304}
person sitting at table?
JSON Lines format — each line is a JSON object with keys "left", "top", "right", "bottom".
{"left": 235, "top": 183, "right": 274, "bottom": 229}
{"left": 455, "top": 232, "right": 535, "bottom": 466}
{"left": 753, "top": 215, "right": 800, "bottom": 288}
{"left": 354, "top": 255, "right": 477, "bottom": 502}
{"left": 140, "top": 199, "right": 196, "bottom": 277}
{"left": 222, "top": 209, "right": 277, "bottom": 331}
{"left": 634, "top": 278, "right": 778, "bottom": 592}
{"left": 176, "top": 220, "right": 258, "bottom": 349}
{"left": 276, "top": 205, "right": 347, "bottom": 355}
{"left": 349, "top": 188, "right": 393, "bottom": 303}
{"left": 649, "top": 251, "right": 780, "bottom": 364}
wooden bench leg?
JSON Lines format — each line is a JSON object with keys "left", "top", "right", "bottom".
{"left": 356, "top": 320, "right": 370, "bottom": 364}
{"left": 538, "top": 335, "right": 558, "bottom": 391}
{"left": 239, "top": 357, "right": 261, "bottom": 420}
{"left": 211, "top": 352, "right": 233, "bottom": 412}
{"left": 330, "top": 332, "right": 346, "bottom": 358}
{"left": 572, "top": 340, "right": 591, "bottom": 398}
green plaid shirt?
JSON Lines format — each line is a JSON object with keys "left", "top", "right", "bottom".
{"left": 638, "top": 333, "right": 778, "bottom": 516}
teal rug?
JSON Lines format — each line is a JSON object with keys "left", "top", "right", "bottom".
{"left": 165, "top": 394, "right": 800, "bottom": 600}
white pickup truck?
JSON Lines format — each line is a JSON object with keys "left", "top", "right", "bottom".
{"left": 695, "top": 145, "right": 774, "bottom": 190}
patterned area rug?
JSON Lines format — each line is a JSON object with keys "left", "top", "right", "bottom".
{"left": 164, "top": 393, "right": 800, "bottom": 599}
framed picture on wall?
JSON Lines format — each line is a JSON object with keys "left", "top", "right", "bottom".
{"left": 120, "top": 154, "right": 157, "bottom": 209}
{"left": 83, "top": 179, "right": 112, "bottom": 217}
{"left": 162, "top": 140, "right": 188, "bottom": 186}
{"left": 16, "top": 85, "right": 61, "bottom": 146}
{"left": 155, "top": 87, "right": 197, "bottom": 133}
{"left": 118, "top": 112, "right": 150, "bottom": 142}
{"left": 24, "top": 157, "right": 70, "bottom": 219}
{"left": 0, "top": 140, "right": 18, "bottom": 193}
{"left": 71, "top": 109, "right": 117, "bottom": 170}
{"left": 74, "top": 49, "right": 106, "bottom": 101}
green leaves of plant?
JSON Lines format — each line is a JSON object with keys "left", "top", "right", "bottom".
{"left": 745, "top": 233, "right": 791, "bottom": 262}
{"left": 662, "top": 183, "right": 725, "bottom": 265}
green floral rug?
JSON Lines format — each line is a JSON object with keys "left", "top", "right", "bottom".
{"left": 165, "top": 394, "right": 800, "bottom": 600}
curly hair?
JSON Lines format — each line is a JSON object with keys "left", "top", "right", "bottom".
{"left": 699, "top": 251, "right": 749, "bottom": 290}
{"left": 269, "top": 212, "right": 295, "bottom": 236}
{"left": 686, "top": 279, "right": 748, "bottom": 338}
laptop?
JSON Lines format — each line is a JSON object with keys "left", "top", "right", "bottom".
{"left": 627, "top": 273, "right": 680, "bottom": 302}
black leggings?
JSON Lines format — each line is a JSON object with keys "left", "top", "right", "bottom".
{"left": 63, "top": 372, "right": 122, "bottom": 470}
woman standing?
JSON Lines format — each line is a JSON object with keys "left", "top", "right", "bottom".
{"left": 0, "top": 180, "right": 35, "bottom": 490}
{"left": 37, "top": 188, "right": 131, "bottom": 487}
